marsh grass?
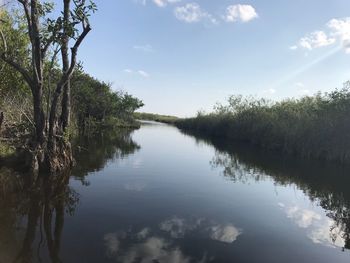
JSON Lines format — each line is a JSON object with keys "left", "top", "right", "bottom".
{"left": 176, "top": 82, "right": 350, "bottom": 163}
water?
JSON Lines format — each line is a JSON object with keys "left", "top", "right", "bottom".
{"left": 1, "top": 121, "right": 350, "bottom": 263}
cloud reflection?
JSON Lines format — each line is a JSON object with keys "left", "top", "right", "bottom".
{"left": 279, "top": 203, "right": 346, "bottom": 249}
{"left": 209, "top": 224, "right": 242, "bottom": 243}
{"left": 104, "top": 216, "right": 242, "bottom": 262}
{"left": 104, "top": 230, "right": 190, "bottom": 263}
{"left": 159, "top": 216, "right": 203, "bottom": 238}
{"left": 159, "top": 216, "right": 242, "bottom": 243}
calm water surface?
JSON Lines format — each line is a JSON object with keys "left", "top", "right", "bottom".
{"left": 1, "top": 121, "right": 350, "bottom": 262}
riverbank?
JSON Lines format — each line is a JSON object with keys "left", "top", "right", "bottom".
{"left": 0, "top": 118, "right": 140, "bottom": 169}
{"left": 175, "top": 85, "right": 350, "bottom": 163}
{"left": 134, "top": 112, "right": 179, "bottom": 124}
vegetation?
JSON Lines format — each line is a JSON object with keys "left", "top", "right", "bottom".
{"left": 0, "top": 0, "right": 97, "bottom": 173}
{"left": 134, "top": 112, "right": 178, "bottom": 124}
{"left": 176, "top": 83, "right": 350, "bottom": 163}
{"left": 71, "top": 71, "right": 143, "bottom": 133}
{"left": 0, "top": 5, "right": 144, "bottom": 171}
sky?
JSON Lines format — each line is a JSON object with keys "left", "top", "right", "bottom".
{"left": 75, "top": 0, "right": 350, "bottom": 117}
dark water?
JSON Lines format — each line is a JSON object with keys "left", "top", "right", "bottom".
{"left": 1, "top": 121, "right": 350, "bottom": 263}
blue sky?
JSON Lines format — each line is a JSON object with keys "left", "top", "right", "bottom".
{"left": 77, "top": 0, "right": 350, "bottom": 117}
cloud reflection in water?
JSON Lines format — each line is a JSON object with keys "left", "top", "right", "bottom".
{"left": 279, "top": 203, "right": 346, "bottom": 249}
{"left": 104, "top": 216, "right": 242, "bottom": 262}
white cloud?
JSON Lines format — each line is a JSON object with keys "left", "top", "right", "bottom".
{"left": 327, "top": 18, "right": 350, "bottom": 53}
{"left": 133, "top": 44, "right": 154, "bottom": 53}
{"left": 299, "top": 31, "right": 335, "bottom": 50}
{"left": 289, "top": 45, "right": 298, "bottom": 50}
{"left": 224, "top": 4, "right": 258, "bottom": 23}
{"left": 123, "top": 69, "right": 133, "bottom": 73}
{"left": 292, "top": 17, "right": 350, "bottom": 53}
{"left": 136, "top": 0, "right": 180, "bottom": 7}
{"left": 152, "top": 0, "right": 181, "bottom": 7}
{"left": 138, "top": 70, "right": 150, "bottom": 78}
{"left": 123, "top": 69, "right": 150, "bottom": 78}
{"left": 174, "top": 3, "right": 217, "bottom": 24}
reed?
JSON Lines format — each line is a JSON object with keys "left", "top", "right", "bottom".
{"left": 176, "top": 82, "right": 350, "bottom": 163}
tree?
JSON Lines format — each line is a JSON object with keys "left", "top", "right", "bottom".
{"left": 0, "top": 0, "right": 96, "bottom": 174}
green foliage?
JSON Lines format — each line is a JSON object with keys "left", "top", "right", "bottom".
{"left": 0, "top": 8, "right": 143, "bottom": 141}
{"left": 42, "top": 0, "right": 97, "bottom": 46}
{"left": 71, "top": 71, "right": 144, "bottom": 132}
{"left": 0, "top": 10, "right": 30, "bottom": 96}
{"left": 176, "top": 83, "right": 350, "bottom": 163}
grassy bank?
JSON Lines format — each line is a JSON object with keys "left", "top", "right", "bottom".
{"left": 134, "top": 112, "right": 179, "bottom": 124}
{"left": 176, "top": 84, "right": 350, "bottom": 163}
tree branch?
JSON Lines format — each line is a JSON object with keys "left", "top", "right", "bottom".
{"left": 17, "top": 0, "right": 34, "bottom": 44}
{"left": 41, "top": 35, "right": 55, "bottom": 58}
{"left": 58, "top": 24, "right": 91, "bottom": 86}
{"left": 0, "top": 53, "right": 34, "bottom": 88}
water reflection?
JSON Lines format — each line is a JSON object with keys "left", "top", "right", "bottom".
{"left": 0, "top": 170, "right": 77, "bottom": 263}
{"left": 104, "top": 216, "right": 241, "bottom": 262}
{"left": 278, "top": 203, "right": 346, "bottom": 248}
{"left": 1, "top": 124, "right": 350, "bottom": 262}
{"left": 181, "top": 130, "right": 350, "bottom": 251}
{"left": 0, "top": 129, "right": 140, "bottom": 262}
{"left": 72, "top": 129, "right": 141, "bottom": 178}
{"left": 104, "top": 232, "right": 191, "bottom": 263}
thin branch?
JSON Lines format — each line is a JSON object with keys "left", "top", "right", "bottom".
{"left": 41, "top": 35, "right": 55, "bottom": 58}
{"left": 0, "top": 54, "right": 33, "bottom": 86}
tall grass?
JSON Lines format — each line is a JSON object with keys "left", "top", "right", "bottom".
{"left": 176, "top": 82, "right": 350, "bottom": 163}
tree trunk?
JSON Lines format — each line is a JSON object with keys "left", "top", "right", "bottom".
{"left": 0, "top": 111, "right": 4, "bottom": 132}
{"left": 32, "top": 85, "right": 46, "bottom": 145}
{"left": 46, "top": 82, "right": 74, "bottom": 174}
{"left": 60, "top": 0, "right": 71, "bottom": 133}
{"left": 60, "top": 80, "right": 70, "bottom": 132}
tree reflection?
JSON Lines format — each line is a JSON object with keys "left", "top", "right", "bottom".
{"left": 0, "top": 128, "right": 141, "bottom": 262}
{"left": 181, "top": 129, "right": 350, "bottom": 251}
{"left": 0, "top": 171, "right": 76, "bottom": 263}
{"left": 72, "top": 128, "right": 141, "bottom": 180}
